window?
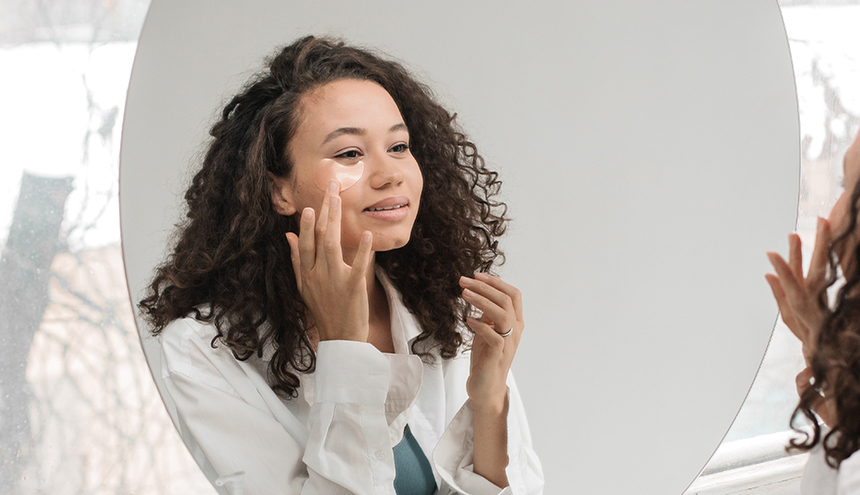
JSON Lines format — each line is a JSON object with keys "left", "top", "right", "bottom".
{"left": 2, "top": 1, "right": 848, "bottom": 493}
{"left": 0, "top": 1, "right": 214, "bottom": 493}
{"left": 687, "top": 1, "right": 860, "bottom": 492}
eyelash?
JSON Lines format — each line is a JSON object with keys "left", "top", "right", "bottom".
{"left": 333, "top": 143, "right": 409, "bottom": 159}
{"left": 335, "top": 149, "right": 362, "bottom": 159}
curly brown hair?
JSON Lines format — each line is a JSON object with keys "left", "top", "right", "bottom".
{"left": 138, "top": 36, "right": 508, "bottom": 398}
{"left": 791, "top": 173, "right": 860, "bottom": 467}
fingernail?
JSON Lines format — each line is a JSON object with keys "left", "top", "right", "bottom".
{"left": 462, "top": 288, "right": 475, "bottom": 298}
{"left": 328, "top": 180, "right": 339, "bottom": 194}
{"left": 475, "top": 272, "right": 489, "bottom": 280}
{"left": 362, "top": 231, "right": 372, "bottom": 243}
{"left": 302, "top": 208, "right": 312, "bottom": 221}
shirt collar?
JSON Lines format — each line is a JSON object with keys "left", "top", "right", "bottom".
{"left": 375, "top": 266, "right": 424, "bottom": 352}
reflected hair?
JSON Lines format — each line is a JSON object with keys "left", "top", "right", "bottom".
{"left": 790, "top": 174, "right": 860, "bottom": 467}
{"left": 138, "top": 36, "right": 507, "bottom": 397}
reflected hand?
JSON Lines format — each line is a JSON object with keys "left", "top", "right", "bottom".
{"left": 460, "top": 273, "right": 524, "bottom": 409}
{"left": 796, "top": 366, "right": 836, "bottom": 427}
{"left": 765, "top": 218, "right": 832, "bottom": 361}
{"left": 285, "top": 181, "right": 374, "bottom": 343}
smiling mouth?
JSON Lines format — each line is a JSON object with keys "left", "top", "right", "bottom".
{"left": 365, "top": 204, "right": 406, "bottom": 212}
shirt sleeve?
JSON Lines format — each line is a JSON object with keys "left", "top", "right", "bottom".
{"left": 160, "top": 318, "right": 417, "bottom": 495}
{"left": 433, "top": 369, "right": 544, "bottom": 495}
{"left": 302, "top": 340, "right": 404, "bottom": 494}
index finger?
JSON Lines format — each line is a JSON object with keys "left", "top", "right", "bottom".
{"left": 788, "top": 233, "right": 803, "bottom": 281}
{"left": 314, "top": 181, "right": 340, "bottom": 264}
{"left": 323, "top": 190, "right": 343, "bottom": 264}
{"left": 474, "top": 273, "right": 523, "bottom": 321}
{"left": 767, "top": 251, "right": 804, "bottom": 300}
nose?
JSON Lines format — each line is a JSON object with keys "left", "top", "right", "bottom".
{"left": 367, "top": 154, "right": 405, "bottom": 189}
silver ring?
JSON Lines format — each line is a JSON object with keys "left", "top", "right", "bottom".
{"left": 499, "top": 327, "right": 514, "bottom": 338}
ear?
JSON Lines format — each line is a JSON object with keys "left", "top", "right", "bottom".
{"left": 269, "top": 173, "right": 298, "bottom": 216}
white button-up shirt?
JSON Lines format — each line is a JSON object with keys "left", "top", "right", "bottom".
{"left": 158, "top": 273, "right": 544, "bottom": 495}
{"left": 802, "top": 440, "right": 860, "bottom": 495}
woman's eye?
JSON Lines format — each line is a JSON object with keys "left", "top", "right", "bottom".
{"left": 335, "top": 149, "right": 362, "bottom": 159}
{"left": 390, "top": 143, "right": 410, "bottom": 153}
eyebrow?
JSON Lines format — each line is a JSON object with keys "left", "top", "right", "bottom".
{"left": 321, "top": 123, "right": 408, "bottom": 144}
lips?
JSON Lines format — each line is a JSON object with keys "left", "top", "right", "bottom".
{"left": 364, "top": 196, "right": 409, "bottom": 212}
{"left": 363, "top": 196, "right": 410, "bottom": 221}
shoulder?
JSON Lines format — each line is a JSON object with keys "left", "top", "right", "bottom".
{"left": 837, "top": 449, "right": 860, "bottom": 494}
{"left": 802, "top": 443, "right": 838, "bottom": 495}
{"left": 159, "top": 314, "right": 221, "bottom": 363}
{"left": 158, "top": 315, "right": 243, "bottom": 392}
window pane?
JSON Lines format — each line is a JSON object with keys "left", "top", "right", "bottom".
{"left": 0, "top": 1, "right": 214, "bottom": 493}
{"left": 689, "top": 1, "right": 860, "bottom": 486}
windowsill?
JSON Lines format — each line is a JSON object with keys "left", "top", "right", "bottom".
{"left": 685, "top": 429, "right": 811, "bottom": 494}
{"left": 686, "top": 453, "right": 807, "bottom": 495}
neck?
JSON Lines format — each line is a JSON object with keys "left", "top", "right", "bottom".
{"left": 365, "top": 255, "right": 390, "bottom": 327}
{"left": 343, "top": 247, "right": 385, "bottom": 321}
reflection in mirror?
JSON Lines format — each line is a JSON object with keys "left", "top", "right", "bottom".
{"left": 686, "top": 2, "right": 860, "bottom": 492}
{"left": 135, "top": 36, "right": 543, "bottom": 494}
{"left": 122, "top": 0, "right": 799, "bottom": 493}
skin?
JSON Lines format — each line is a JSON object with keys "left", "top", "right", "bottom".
{"left": 271, "top": 78, "right": 523, "bottom": 487}
{"left": 766, "top": 130, "right": 860, "bottom": 426}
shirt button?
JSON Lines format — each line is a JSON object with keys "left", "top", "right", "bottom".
{"left": 375, "top": 450, "right": 386, "bottom": 460}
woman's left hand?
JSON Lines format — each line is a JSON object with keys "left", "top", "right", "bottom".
{"left": 460, "top": 273, "right": 524, "bottom": 410}
{"left": 766, "top": 218, "right": 832, "bottom": 359}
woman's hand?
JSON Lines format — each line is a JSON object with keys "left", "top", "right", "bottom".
{"left": 765, "top": 217, "right": 833, "bottom": 360}
{"left": 796, "top": 366, "right": 836, "bottom": 427}
{"left": 460, "top": 273, "right": 524, "bottom": 410}
{"left": 285, "top": 181, "right": 374, "bottom": 343}
{"left": 460, "top": 273, "right": 524, "bottom": 487}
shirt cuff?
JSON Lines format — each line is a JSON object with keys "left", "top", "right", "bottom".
{"left": 314, "top": 340, "right": 390, "bottom": 404}
{"left": 455, "top": 464, "right": 512, "bottom": 495}
{"left": 435, "top": 391, "right": 513, "bottom": 495}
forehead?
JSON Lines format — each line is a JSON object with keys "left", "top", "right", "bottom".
{"left": 296, "top": 79, "right": 403, "bottom": 132}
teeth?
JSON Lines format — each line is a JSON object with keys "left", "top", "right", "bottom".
{"left": 368, "top": 205, "right": 405, "bottom": 211}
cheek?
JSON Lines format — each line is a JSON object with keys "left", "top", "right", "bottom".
{"left": 410, "top": 162, "right": 424, "bottom": 195}
{"left": 314, "top": 159, "right": 365, "bottom": 192}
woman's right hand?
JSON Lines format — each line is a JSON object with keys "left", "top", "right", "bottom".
{"left": 765, "top": 217, "right": 833, "bottom": 361}
{"left": 285, "top": 181, "right": 374, "bottom": 343}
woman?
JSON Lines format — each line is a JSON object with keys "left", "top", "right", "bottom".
{"left": 139, "top": 36, "right": 543, "bottom": 494}
{"left": 767, "top": 129, "right": 860, "bottom": 494}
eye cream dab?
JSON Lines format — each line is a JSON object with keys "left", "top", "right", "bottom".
{"left": 314, "top": 158, "right": 365, "bottom": 191}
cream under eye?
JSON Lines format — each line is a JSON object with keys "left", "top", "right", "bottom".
{"left": 314, "top": 157, "right": 365, "bottom": 192}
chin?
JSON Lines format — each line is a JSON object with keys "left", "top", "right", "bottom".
{"left": 373, "top": 234, "right": 411, "bottom": 253}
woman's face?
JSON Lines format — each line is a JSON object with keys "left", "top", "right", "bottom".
{"left": 828, "top": 131, "right": 860, "bottom": 271}
{"left": 272, "top": 78, "right": 423, "bottom": 260}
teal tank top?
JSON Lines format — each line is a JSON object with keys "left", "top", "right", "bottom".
{"left": 392, "top": 425, "right": 437, "bottom": 495}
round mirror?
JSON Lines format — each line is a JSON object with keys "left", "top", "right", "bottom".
{"left": 120, "top": 0, "right": 798, "bottom": 492}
